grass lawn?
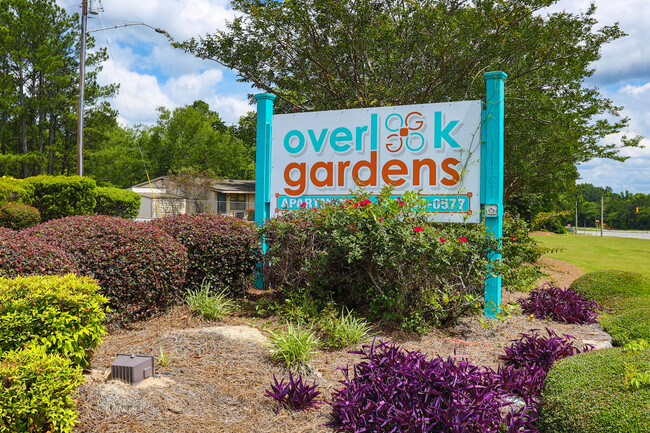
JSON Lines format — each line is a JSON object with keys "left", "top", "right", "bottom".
{"left": 531, "top": 234, "right": 650, "bottom": 278}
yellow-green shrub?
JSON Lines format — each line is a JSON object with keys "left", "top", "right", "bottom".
{"left": 0, "top": 345, "right": 83, "bottom": 433}
{"left": 0, "top": 274, "right": 108, "bottom": 368}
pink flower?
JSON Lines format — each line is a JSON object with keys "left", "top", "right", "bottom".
{"left": 413, "top": 226, "right": 423, "bottom": 233}
{"left": 353, "top": 202, "right": 359, "bottom": 208}
{"left": 378, "top": 217, "right": 383, "bottom": 223}
{"left": 360, "top": 199, "right": 372, "bottom": 206}
{"left": 459, "top": 237, "right": 467, "bottom": 243}
{"left": 439, "top": 237, "right": 446, "bottom": 242}
{"left": 300, "top": 202, "right": 307, "bottom": 208}
{"left": 511, "top": 237, "right": 516, "bottom": 241}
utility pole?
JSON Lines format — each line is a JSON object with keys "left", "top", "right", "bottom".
{"left": 601, "top": 196, "right": 604, "bottom": 237}
{"left": 575, "top": 200, "right": 578, "bottom": 234}
{"left": 77, "top": 0, "right": 88, "bottom": 176}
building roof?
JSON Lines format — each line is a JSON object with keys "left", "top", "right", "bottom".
{"left": 128, "top": 176, "right": 255, "bottom": 195}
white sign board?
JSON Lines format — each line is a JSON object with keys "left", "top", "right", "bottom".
{"left": 270, "top": 101, "right": 482, "bottom": 222}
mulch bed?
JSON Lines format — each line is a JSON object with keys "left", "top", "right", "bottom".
{"left": 74, "top": 261, "right": 608, "bottom": 433}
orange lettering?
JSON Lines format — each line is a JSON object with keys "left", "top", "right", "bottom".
{"left": 381, "top": 159, "right": 408, "bottom": 186}
{"left": 413, "top": 159, "right": 436, "bottom": 186}
{"left": 311, "top": 161, "right": 334, "bottom": 187}
{"left": 337, "top": 160, "right": 351, "bottom": 186}
{"left": 284, "top": 162, "right": 307, "bottom": 195}
{"left": 441, "top": 158, "right": 460, "bottom": 186}
{"left": 352, "top": 151, "right": 378, "bottom": 186}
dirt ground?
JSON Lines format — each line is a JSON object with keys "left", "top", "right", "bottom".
{"left": 73, "top": 258, "right": 609, "bottom": 433}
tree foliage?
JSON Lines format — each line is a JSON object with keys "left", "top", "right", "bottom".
{"left": 577, "top": 183, "right": 650, "bottom": 230}
{"left": 85, "top": 102, "right": 255, "bottom": 188}
{"left": 177, "top": 0, "right": 642, "bottom": 202}
{"left": 0, "top": 0, "right": 116, "bottom": 178}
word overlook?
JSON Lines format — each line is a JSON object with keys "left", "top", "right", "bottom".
{"left": 270, "top": 101, "right": 482, "bottom": 222}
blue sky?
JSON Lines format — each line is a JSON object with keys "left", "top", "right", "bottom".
{"left": 56, "top": 0, "right": 650, "bottom": 194}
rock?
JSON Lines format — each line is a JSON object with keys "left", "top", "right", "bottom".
{"left": 582, "top": 339, "right": 612, "bottom": 350}
{"left": 181, "top": 325, "right": 269, "bottom": 346}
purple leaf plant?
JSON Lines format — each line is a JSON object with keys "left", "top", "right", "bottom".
{"left": 266, "top": 370, "right": 323, "bottom": 414}
{"left": 518, "top": 282, "right": 601, "bottom": 324}
{"left": 326, "top": 339, "right": 541, "bottom": 433}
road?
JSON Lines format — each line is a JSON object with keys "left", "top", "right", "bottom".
{"left": 575, "top": 229, "right": 650, "bottom": 240}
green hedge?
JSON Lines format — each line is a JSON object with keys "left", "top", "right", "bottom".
{"left": 0, "top": 345, "right": 83, "bottom": 433}
{"left": 570, "top": 270, "right": 650, "bottom": 302}
{"left": 540, "top": 347, "right": 650, "bottom": 433}
{"left": 570, "top": 270, "right": 650, "bottom": 345}
{"left": 0, "top": 274, "right": 108, "bottom": 368}
{"left": 26, "top": 175, "right": 97, "bottom": 221}
{"left": 0, "top": 202, "right": 40, "bottom": 230}
{"left": 94, "top": 186, "right": 141, "bottom": 219}
{"left": 0, "top": 176, "right": 32, "bottom": 206}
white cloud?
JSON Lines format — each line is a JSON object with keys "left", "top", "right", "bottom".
{"left": 550, "top": 0, "right": 650, "bottom": 85}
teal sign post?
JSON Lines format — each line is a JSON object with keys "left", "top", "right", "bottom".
{"left": 254, "top": 72, "right": 506, "bottom": 318}
{"left": 481, "top": 71, "right": 507, "bottom": 318}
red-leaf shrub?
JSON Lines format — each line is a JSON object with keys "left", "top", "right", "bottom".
{"left": 0, "top": 230, "right": 78, "bottom": 278}
{"left": 0, "top": 202, "right": 41, "bottom": 230}
{"left": 151, "top": 213, "right": 261, "bottom": 294}
{"left": 21, "top": 215, "right": 188, "bottom": 323}
{"left": 518, "top": 283, "right": 601, "bottom": 324}
{"left": 327, "top": 340, "right": 538, "bottom": 433}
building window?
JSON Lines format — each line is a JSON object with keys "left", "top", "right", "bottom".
{"left": 230, "top": 194, "right": 247, "bottom": 211}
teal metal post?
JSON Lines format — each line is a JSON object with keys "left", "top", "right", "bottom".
{"left": 254, "top": 93, "right": 276, "bottom": 288}
{"left": 482, "top": 71, "right": 507, "bottom": 318}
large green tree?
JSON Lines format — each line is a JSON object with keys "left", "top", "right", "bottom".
{"left": 85, "top": 101, "right": 255, "bottom": 188}
{"left": 0, "top": 0, "right": 115, "bottom": 178}
{"left": 177, "top": 0, "right": 641, "bottom": 204}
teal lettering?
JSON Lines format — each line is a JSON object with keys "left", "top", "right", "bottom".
{"left": 434, "top": 112, "right": 460, "bottom": 149}
{"left": 285, "top": 130, "right": 306, "bottom": 154}
{"left": 308, "top": 128, "right": 328, "bottom": 153}
{"left": 355, "top": 125, "right": 368, "bottom": 151}
{"left": 330, "top": 127, "right": 352, "bottom": 152}
{"left": 370, "top": 113, "right": 378, "bottom": 151}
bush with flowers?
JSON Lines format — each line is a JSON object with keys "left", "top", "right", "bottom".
{"left": 501, "top": 213, "right": 546, "bottom": 292}
{"left": 261, "top": 186, "right": 503, "bottom": 330}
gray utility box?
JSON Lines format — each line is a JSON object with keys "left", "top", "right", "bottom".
{"left": 111, "top": 354, "right": 155, "bottom": 385}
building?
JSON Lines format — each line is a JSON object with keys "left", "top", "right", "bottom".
{"left": 127, "top": 176, "right": 255, "bottom": 220}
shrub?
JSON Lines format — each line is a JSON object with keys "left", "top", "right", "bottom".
{"left": 185, "top": 280, "right": 236, "bottom": 321}
{"left": 327, "top": 340, "right": 537, "bottom": 433}
{"left": 600, "top": 297, "right": 650, "bottom": 346}
{"left": 262, "top": 186, "right": 502, "bottom": 329}
{"left": 0, "top": 202, "right": 40, "bottom": 229}
{"left": 267, "top": 323, "right": 319, "bottom": 368}
{"left": 266, "top": 371, "right": 322, "bottom": 413}
{"left": 0, "top": 176, "right": 33, "bottom": 206}
{"left": 539, "top": 347, "right": 650, "bottom": 433}
{"left": 570, "top": 271, "right": 650, "bottom": 345}
{"left": 501, "top": 214, "right": 546, "bottom": 291}
{"left": 94, "top": 186, "right": 141, "bottom": 219}
{"left": 151, "top": 213, "right": 261, "bottom": 294}
{"left": 0, "top": 274, "right": 108, "bottom": 368}
{"left": 532, "top": 211, "right": 571, "bottom": 234}
{"left": 569, "top": 270, "right": 650, "bottom": 303}
{"left": 22, "top": 215, "right": 188, "bottom": 323}
{"left": 0, "top": 231, "right": 78, "bottom": 278}
{"left": 26, "top": 175, "right": 97, "bottom": 221}
{"left": 518, "top": 283, "right": 601, "bottom": 324}
{"left": 0, "top": 345, "right": 83, "bottom": 433}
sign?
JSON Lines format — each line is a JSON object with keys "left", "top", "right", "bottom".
{"left": 270, "top": 101, "right": 482, "bottom": 222}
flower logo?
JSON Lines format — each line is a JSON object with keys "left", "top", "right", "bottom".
{"left": 385, "top": 112, "right": 426, "bottom": 153}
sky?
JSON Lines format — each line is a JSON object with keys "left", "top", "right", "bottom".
{"left": 54, "top": 0, "right": 650, "bottom": 194}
